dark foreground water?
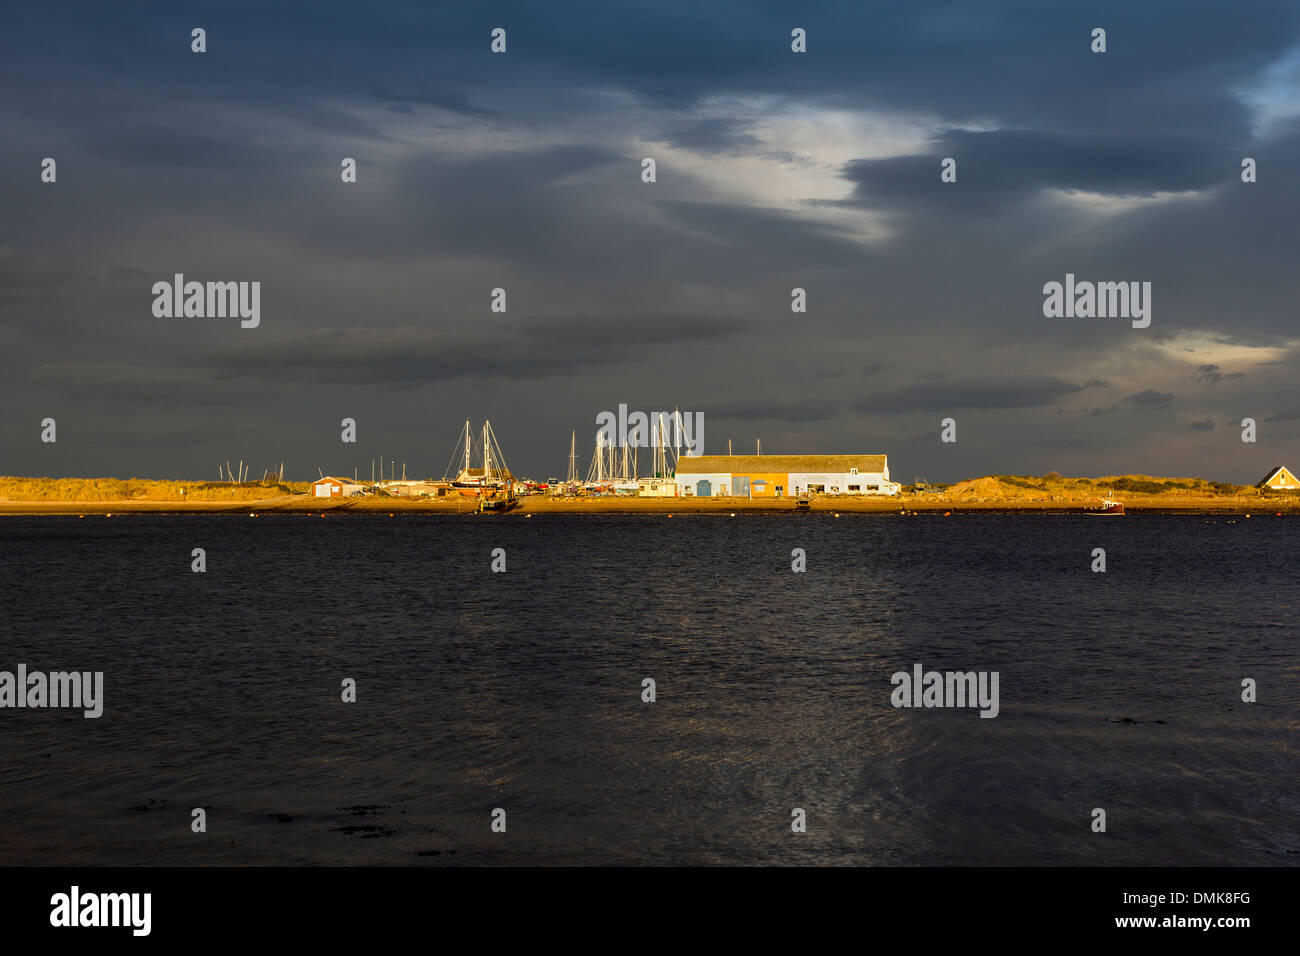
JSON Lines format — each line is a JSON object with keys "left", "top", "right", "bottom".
{"left": 0, "top": 514, "right": 1295, "bottom": 866}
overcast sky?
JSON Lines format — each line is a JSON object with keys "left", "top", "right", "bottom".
{"left": 2, "top": 1, "right": 1298, "bottom": 484}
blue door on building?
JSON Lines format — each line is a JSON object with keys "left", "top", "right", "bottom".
{"left": 696, "top": 479, "right": 712, "bottom": 497}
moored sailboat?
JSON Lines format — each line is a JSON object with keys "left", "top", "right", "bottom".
{"left": 444, "top": 420, "right": 515, "bottom": 498}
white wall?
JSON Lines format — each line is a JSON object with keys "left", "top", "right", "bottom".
{"left": 674, "top": 472, "right": 733, "bottom": 496}
{"left": 638, "top": 479, "right": 677, "bottom": 497}
{"left": 789, "top": 471, "right": 898, "bottom": 495}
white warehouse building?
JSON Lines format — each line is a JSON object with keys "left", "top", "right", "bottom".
{"left": 673, "top": 454, "right": 901, "bottom": 497}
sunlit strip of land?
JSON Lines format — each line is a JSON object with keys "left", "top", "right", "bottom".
{"left": 0, "top": 474, "right": 1296, "bottom": 515}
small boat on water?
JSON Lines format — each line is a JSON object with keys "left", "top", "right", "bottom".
{"left": 1085, "top": 497, "right": 1125, "bottom": 516}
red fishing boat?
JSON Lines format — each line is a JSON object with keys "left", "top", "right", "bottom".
{"left": 1085, "top": 497, "right": 1124, "bottom": 515}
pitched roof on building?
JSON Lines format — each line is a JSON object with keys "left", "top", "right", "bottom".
{"left": 1257, "top": 465, "right": 1295, "bottom": 486}
{"left": 675, "top": 454, "right": 888, "bottom": 474}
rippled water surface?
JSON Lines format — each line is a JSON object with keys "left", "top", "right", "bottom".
{"left": 1, "top": 514, "right": 1295, "bottom": 865}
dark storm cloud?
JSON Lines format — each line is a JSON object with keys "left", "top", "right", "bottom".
{"left": 295, "top": 103, "right": 394, "bottom": 140}
{"left": 529, "top": 314, "right": 749, "bottom": 345}
{"left": 271, "top": 144, "right": 633, "bottom": 266}
{"left": 1188, "top": 418, "right": 1216, "bottom": 431}
{"left": 198, "top": 327, "right": 568, "bottom": 385}
{"left": 8, "top": 1, "right": 1293, "bottom": 132}
{"left": 364, "top": 83, "right": 500, "bottom": 119}
{"left": 1124, "top": 389, "right": 1175, "bottom": 409}
{"left": 819, "top": 121, "right": 1300, "bottom": 349}
{"left": 0, "top": 247, "right": 85, "bottom": 303}
{"left": 26, "top": 364, "right": 247, "bottom": 405}
{"left": 706, "top": 397, "right": 840, "bottom": 424}
{"left": 258, "top": 141, "right": 876, "bottom": 287}
{"left": 840, "top": 129, "right": 1235, "bottom": 211}
{"left": 655, "top": 200, "right": 868, "bottom": 273}
{"left": 81, "top": 123, "right": 240, "bottom": 169}
{"left": 652, "top": 117, "right": 761, "bottom": 154}
{"left": 857, "top": 376, "right": 1090, "bottom": 413}
{"left": 0, "top": 0, "right": 1296, "bottom": 482}
{"left": 1193, "top": 363, "right": 1246, "bottom": 385}
{"left": 80, "top": 423, "right": 208, "bottom": 450}
{"left": 175, "top": 314, "right": 749, "bottom": 386}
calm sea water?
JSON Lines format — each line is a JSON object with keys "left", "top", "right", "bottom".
{"left": 0, "top": 514, "right": 1295, "bottom": 866}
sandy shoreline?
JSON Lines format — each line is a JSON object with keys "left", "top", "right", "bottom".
{"left": 1, "top": 494, "right": 1295, "bottom": 516}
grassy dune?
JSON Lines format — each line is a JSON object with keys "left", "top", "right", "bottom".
{"left": 936, "top": 473, "right": 1272, "bottom": 501}
{"left": 0, "top": 476, "right": 311, "bottom": 501}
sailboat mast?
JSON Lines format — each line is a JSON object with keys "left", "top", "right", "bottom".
{"left": 673, "top": 407, "right": 682, "bottom": 462}
{"left": 655, "top": 415, "right": 665, "bottom": 477}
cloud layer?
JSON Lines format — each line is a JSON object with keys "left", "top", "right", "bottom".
{"left": 1, "top": 1, "right": 1297, "bottom": 482}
